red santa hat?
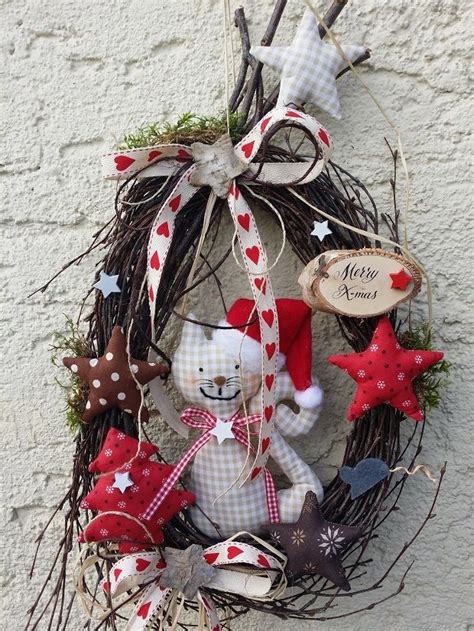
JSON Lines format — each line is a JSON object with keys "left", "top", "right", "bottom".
{"left": 212, "top": 298, "right": 322, "bottom": 409}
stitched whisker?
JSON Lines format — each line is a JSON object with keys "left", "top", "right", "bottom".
{"left": 196, "top": 379, "right": 214, "bottom": 386}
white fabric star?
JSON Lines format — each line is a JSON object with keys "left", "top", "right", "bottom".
{"left": 94, "top": 271, "right": 121, "bottom": 298}
{"left": 311, "top": 220, "right": 332, "bottom": 242}
{"left": 112, "top": 471, "right": 134, "bottom": 493}
{"left": 250, "top": 8, "right": 366, "bottom": 118}
{"left": 210, "top": 419, "right": 235, "bottom": 445}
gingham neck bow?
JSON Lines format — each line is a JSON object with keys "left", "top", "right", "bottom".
{"left": 142, "top": 406, "right": 280, "bottom": 523}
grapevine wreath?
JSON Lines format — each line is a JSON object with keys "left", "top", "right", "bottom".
{"left": 27, "top": 1, "right": 449, "bottom": 629}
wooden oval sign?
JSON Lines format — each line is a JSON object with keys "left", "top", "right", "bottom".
{"left": 298, "top": 248, "right": 422, "bottom": 317}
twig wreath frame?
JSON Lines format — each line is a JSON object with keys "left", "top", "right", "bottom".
{"left": 26, "top": 1, "right": 447, "bottom": 629}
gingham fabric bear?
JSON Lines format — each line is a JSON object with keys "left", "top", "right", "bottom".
{"left": 172, "top": 298, "right": 324, "bottom": 538}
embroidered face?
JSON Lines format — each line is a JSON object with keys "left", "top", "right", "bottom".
{"left": 172, "top": 316, "right": 261, "bottom": 418}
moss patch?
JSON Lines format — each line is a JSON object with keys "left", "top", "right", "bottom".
{"left": 51, "top": 317, "right": 93, "bottom": 433}
{"left": 119, "top": 111, "right": 246, "bottom": 149}
{"left": 399, "top": 322, "right": 450, "bottom": 412}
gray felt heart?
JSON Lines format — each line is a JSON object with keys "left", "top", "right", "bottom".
{"left": 339, "top": 458, "right": 390, "bottom": 499}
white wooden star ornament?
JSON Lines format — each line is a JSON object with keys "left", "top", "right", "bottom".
{"left": 311, "top": 220, "right": 332, "bottom": 242}
{"left": 210, "top": 419, "right": 235, "bottom": 445}
{"left": 112, "top": 471, "right": 134, "bottom": 493}
{"left": 250, "top": 8, "right": 366, "bottom": 119}
{"left": 94, "top": 271, "right": 121, "bottom": 298}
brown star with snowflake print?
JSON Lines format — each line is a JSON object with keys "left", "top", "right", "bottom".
{"left": 263, "top": 491, "right": 362, "bottom": 590}
{"left": 63, "top": 326, "right": 169, "bottom": 423}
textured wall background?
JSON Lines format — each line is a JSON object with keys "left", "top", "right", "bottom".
{"left": 1, "top": 0, "right": 473, "bottom": 629}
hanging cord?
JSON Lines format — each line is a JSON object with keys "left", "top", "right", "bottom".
{"left": 304, "top": 0, "right": 410, "bottom": 250}
{"left": 303, "top": 0, "right": 432, "bottom": 329}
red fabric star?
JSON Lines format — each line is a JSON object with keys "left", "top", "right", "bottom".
{"left": 389, "top": 268, "right": 413, "bottom": 290}
{"left": 63, "top": 326, "right": 169, "bottom": 422}
{"left": 328, "top": 316, "right": 443, "bottom": 421}
{"left": 79, "top": 429, "right": 195, "bottom": 552}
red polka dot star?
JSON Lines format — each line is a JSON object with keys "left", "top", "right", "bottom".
{"left": 328, "top": 316, "right": 444, "bottom": 421}
{"left": 63, "top": 326, "right": 169, "bottom": 422}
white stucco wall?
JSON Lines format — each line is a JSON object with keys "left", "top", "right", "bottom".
{"left": 1, "top": 0, "right": 472, "bottom": 629}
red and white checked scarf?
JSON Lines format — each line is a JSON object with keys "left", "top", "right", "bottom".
{"left": 143, "top": 406, "right": 280, "bottom": 523}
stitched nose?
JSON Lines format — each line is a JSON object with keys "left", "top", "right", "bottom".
{"left": 213, "top": 376, "right": 226, "bottom": 387}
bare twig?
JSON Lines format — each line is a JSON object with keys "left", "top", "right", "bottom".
{"left": 240, "top": 0, "right": 288, "bottom": 127}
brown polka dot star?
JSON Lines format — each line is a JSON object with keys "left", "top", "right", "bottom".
{"left": 63, "top": 326, "right": 169, "bottom": 422}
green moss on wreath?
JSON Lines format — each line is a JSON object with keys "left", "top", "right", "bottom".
{"left": 119, "top": 112, "right": 246, "bottom": 149}
{"left": 400, "top": 323, "right": 450, "bottom": 412}
{"left": 51, "top": 316, "right": 93, "bottom": 433}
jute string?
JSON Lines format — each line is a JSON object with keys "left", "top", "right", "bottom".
{"left": 390, "top": 464, "right": 437, "bottom": 482}
{"left": 304, "top": 0, "right": 433, "bottom": 328}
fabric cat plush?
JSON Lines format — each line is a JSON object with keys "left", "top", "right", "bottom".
{"left": 172, "top": 298, "right": 324, "bottom": 538}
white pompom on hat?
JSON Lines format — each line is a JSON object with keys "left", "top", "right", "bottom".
{"left": 213, "top": 298, "right": 323, "bottom": 409}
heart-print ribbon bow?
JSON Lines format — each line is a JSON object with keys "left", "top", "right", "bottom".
{"left": 98, "top": 534, "right": 286, "bottom": 631}
{"left": 142, "top": 406, "right": 279, "bottom": 523}
{"left": 102, "top": 108, "right": 332, "bottom": 488}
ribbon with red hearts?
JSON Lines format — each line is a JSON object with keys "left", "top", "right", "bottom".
{"left": 98, "top": 535, "right": 286, "bottom": 631}
{"left": 102, "top": 108, "right": 332, "bottom": 490}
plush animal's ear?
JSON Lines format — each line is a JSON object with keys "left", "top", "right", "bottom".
{"left": 178, "top": 313, "right": 207, "bottom": 350}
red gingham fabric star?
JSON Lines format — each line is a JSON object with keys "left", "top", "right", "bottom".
{"left": 79, "top": 429, "right": 195, "bottom": 552}
{"left": 328, "top": 316, "right": 444, "bottom": 421}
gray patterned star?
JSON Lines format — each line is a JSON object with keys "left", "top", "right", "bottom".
{"left": 160, "top": 545, "right": 217, "bottom": 599}
{"left": 263, "top": 491, "right": 361, "bottom": 590}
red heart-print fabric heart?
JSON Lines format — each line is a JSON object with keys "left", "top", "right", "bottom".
{"left": 264, "top": 405, "right": 273, "bottom": 422}
{"left": 148, "top": 150, "right": 162, "bottom": 162}
{"left": 150, "top": 251, "right": 160, "bottom": 270}
{"left": 169, "top": 195, "right": 181, "bottom": 212}
{"left": 137, "top": 601, "right": 151, "bottom": 619}
{"left": 237, "top": 213, "right": 250, "bottom": 232}
{"left": 241, "top": 141, "right": 254, "bottom": 159}
{"left": 245, "top": 246, "right": 260, "bottom": 265}
{"left": 262, "top": 309, "right": 274, "bottom": 328}
{"left": 114, "top": 155, "right": 135, "bottom": 172}
{"left": 227, "top": 545, "right": 244, "bottom": 560}
{"left": 156, "top": 222, "right": 169, "bottom": 237}
{"left": 204, "top": 552, "right": 219, "bottom": 565}
{"left": 265, "top": 343, "right": 276, "bottom": 359}
{"left": 135, "top": 558, "right": 151, "bottom": 572}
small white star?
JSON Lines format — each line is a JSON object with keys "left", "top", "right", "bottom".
{"left": 311, "top": 220, "right": 332, "bottom": 242}
{"left": 93, "top": 271, "right": 121, "bottom": 298}
{"left": 112, "top": 471, "right": 134, "bottom": 494}
{"left": 210, "top": 419, "right": 234, "bottom": 445}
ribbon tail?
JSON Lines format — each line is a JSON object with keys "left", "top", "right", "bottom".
{"left": 227, "top": 185, "right": 279, "bottom": 484}
{"left": 106, "top": 552, "right": 164, "bottom": 598}
{"left": 197, "top": 591, "right": 220, "bottom": 631}
{"left": 127, "top": 581, "right": 172, "bottom": 631}
{"left": 147, "top": 164, "right": 198, "bottom": 340}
